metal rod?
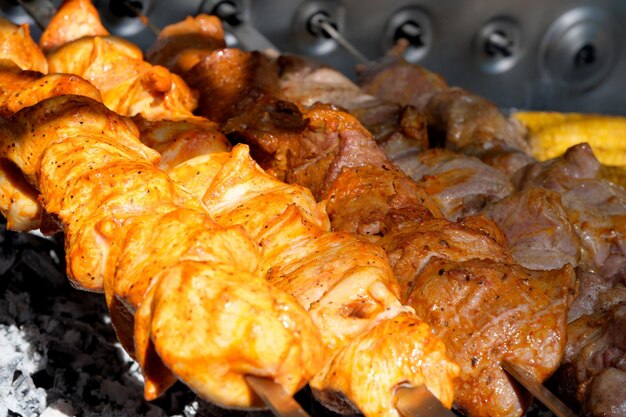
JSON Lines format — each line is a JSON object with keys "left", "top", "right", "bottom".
{"left": 309, "top": 14, "right": 368, "bottom": 64}
{"left": 245, "top": 375, "right": 311, "bottom": 417}
{"left": 16, "top": 0, "right": 56, "bottom": 30}
{"left": 501, "top": 361, "right": 578, "bottom": 417}
{"left": 394, "top": 385, "right": 458, "bottom": 417}
{"left": 124, "top": 1, "right": 161, "bottom": 36}
{"left": 210, "top": 1, "right": 279, "bottom": 52}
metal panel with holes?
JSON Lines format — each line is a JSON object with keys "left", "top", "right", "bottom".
{"left": 2, "top": 0, "right": 624, "bottom": 114}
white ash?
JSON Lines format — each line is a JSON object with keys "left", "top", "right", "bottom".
{"left": 0, "top": 225, "right": 227, "bottom": 417}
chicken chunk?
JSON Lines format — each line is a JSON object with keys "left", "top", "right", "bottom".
{"left": 0, "top": 94, "right": 325, "bottom": 409}
{"left": 0, "top": 17, "right": 48, "bottom": 73}
{"left": 39, "top": 0, "right": 109, "bottom": 54}
{"left": 132, "top": 115, "right": 230, "bottom": 171}
{"left": 0, "top": 69, "right": 102, "bottom": 231}
{"left": 41, "top": 2, "right": 198, "bottom": 120}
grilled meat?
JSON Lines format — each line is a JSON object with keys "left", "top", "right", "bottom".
{"left": 145, "top": 15, "right": 464, "bottom": 416}
{"left": 0, "top": 70, "right": 102, "bottom": 231}
{"left": 277, "top": 55, "right": 428, "bottom": 159}
{"left": 131, "top": 115, "right": 230, "bottom": 171}
{"left": 483, "top": 187, "right": 580, "bottom": 270}
{"left": 356, "top": 44, "right": 530, "bottom": 157}
{"left": 0, "top": 13, "right": 326, "bottom": 407}
{"left": 560, "top": 289, "right": 626, "bottom": 417}
{"left": 38, "top": 0, "right": 108, "bottom": 54}
{"left": 396, "top": 148, "right": 514, "bottom": 220}
{"left": 42, "top": 0, "right": 197, "bottom": 120}
{"left": 146, "top": 14, "right": 226, "bottom": 75}
{"left": 0, "top": 17, "right": 47, "bottom": 73}
{"left": 0, "top": 91, "right": 325, "bottom": 409}
{"left": 147, "top": 15, "right": 577, "bottom": 416}
{"left": 409, "top": 258, "right": 576, "bottom": 417}
{"left": 516, "top": 143, "right": 626, "bottom": 278}
{"left": 165, "top": 145, "right": 459, "bottom": 416}
{"left": 355, "top": 41, "right": 448, "bottom": 110}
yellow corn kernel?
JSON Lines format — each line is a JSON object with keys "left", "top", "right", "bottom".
{"left": 512, "top": 112, "right": 626, "bottom": 166}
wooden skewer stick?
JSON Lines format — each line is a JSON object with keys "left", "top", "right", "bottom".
{"left": 501, "top": 361, "right": 578, "bottom": 417}
{"left": 245, "top": 375, "right": 311, "bottom": 417}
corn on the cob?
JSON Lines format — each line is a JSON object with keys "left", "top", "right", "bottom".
{"left": 512, "top": 111, "right": 626, "bottom": 166}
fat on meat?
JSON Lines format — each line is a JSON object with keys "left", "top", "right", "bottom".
{"left": 396, "top": 148, "right": 514, "bottom": 220}
{"left": 483, "top": 187, "right": 580, "bottom": 271}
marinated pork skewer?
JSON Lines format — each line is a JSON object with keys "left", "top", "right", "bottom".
{"left": 300, "top": 35, "right": 626, "bottom": 417}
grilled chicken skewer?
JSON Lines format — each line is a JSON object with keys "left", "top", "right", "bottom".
{"left": 149, "top": 140, "right": 459, "bottom": 417}
{"left": 0, "top": 16, "right": 327, "bottom": 410}
{"left": 0, "top": 90, "right": 326, "bottom": 408}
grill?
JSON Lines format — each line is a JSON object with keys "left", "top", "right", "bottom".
{"left": 0, "top": 1, "right": 623, "bottom": 417}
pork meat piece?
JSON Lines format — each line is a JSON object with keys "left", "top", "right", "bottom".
{"left": 380, "top": 216, "right": 512, "bottom": 301}
{"left": 409, "top": 258, "right": 576, "bottom": 417}
{"left": 568, "top": 270, "right": 624, "bottom": 323}
{"left": 357, "top": 47, "right": 529, "bottom": 155}
{"left": 483, "top": 187, "right": 580, "bottom": 270}
{"left": 559, "top": 291, "right": 626, "bottom": 417}
{"left": 278, "top": 54, "right": 429, "bottom": 159}
{"left": 355, "top": 40, "right": 448, "bottom": 110}
{"left": 516, "top": 143, "right": 626, "bottom": 278}
{"left": 324, "top": 164, "right": 441, "bottom": 244}
{"left": 184, "top": 48, "right": 283, "bottom": 124}
{"left": 397, "top": 148, "right": 514, "bottom": 220}
{"left": 146, "top": 14, "right": 226, "bottom": 75}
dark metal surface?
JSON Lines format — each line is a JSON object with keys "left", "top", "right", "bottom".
{"left": 1, "top": 0, "right": 625, "bottom": 114}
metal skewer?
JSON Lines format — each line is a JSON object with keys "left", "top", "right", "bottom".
{"left": 16, "top": 0, "right": 56, "bottom": 30}
{"left": 307, "top": 12, "right": 368, "bottom": 64}
{"left": 501, "top": 361, "right": 578, "bottom": 417}
{"left": 123, "top": 0, "right": 161, "bottom": 36}
{"left": 207, "top": 0, "right": 279, "bottom": 52}
{"left": 245, "top": 375, "right": 311, "bottom": 417}
{"left": 395, "top": 385, "right": 458, "bottom": 417}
